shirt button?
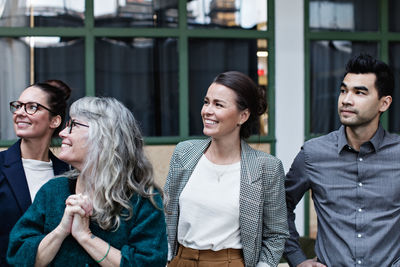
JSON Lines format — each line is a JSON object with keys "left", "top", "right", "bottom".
{"left": 358, "top": 158, "right": 363, "bottom": 161}
{"left": 357, "top": 233, "right": 362, "bottom": 238}
{"left": 358, "top": 182, "right": 363, "bottom": 187}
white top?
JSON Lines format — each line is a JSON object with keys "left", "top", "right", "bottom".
{"left": 178, "top": 154, "right": 242, "bottom": 251}
{"left": 22, "top": 158, "right": 54, "bottom": 201}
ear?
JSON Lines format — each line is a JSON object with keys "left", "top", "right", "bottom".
{"left": 50, "top": 115, "right": 62, "bottom": 129}
{"left": 239, "top": 108, "right": 250, "bottom": 125}
{"left": 379, "top": 95, "right": 392, "bottom": 113}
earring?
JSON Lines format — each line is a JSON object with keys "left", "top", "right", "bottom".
{"left": 237, "top": 123, "right": 241, "bottom": 127}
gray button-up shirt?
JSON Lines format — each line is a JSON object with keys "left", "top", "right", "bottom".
{"left": 284, "top": 124, "right": 400, "bottom": 267}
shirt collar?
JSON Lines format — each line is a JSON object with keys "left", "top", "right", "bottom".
{"left": 337, "top": 123, "right": 385, "bottom": 154}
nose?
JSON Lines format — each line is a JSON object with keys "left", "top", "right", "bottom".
{"left": 14, "top": 105, "right": 26, "bottom": 116}
{"left": 59, "top": 126, "right": 69, "bottom": 138}
{"left": 203, "top": 103, "right": 214, "bottom": 115}
{"left": 341, "top": 91, "right": 353, "bottom": 106}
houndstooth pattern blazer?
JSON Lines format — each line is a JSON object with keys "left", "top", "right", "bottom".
{"left": 164, "top": 138, "right": 289, "bottom": 267}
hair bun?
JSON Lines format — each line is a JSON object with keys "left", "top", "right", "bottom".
{"left": 256, "top": 86, "right": 267, "bottom": 116}
{"left": 45, "top": 79, "right": 71, "bottom": 100}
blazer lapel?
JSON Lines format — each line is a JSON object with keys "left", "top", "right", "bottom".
{"left": 239, "top": 140, "right": 264, "bottom": 266}
{"left": 2, "top": 140, "right": 32, "bottom": 213}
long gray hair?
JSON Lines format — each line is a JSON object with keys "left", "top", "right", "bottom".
{"left": 65, "top": 96, "right": 159, "bottom": 230}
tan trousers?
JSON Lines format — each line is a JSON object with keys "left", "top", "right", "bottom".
{"left": 168, "top": 245, "right": 245, "bottom": 267}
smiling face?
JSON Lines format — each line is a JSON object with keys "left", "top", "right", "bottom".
{"left": 201, "top": 83, "right": 249, "bottom": 141}
{"left": 338, "top": 73, "right": 391, "bottom": 130}
{"left": 58, "top": 117, "right": 89, "bottom": 171}
{"left": 13, "top": 86, "right": 59, "bottom": 141}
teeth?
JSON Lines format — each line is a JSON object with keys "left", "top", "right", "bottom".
{"left": 61, "top": 144, "right": 71, "bottom": 148}
{"left": 205, "top": 119, "right": 217, "bottom": 125}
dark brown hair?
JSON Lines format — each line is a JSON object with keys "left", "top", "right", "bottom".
{"left": 31, "top": 80, "right": 71, "bottom": 137}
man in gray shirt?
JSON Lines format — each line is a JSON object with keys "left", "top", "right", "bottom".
{"left": 284, "top": 54, "right": 400, "bottom": 267}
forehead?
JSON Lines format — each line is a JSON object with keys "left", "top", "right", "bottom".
{"left": 18, "top": 86, "right": 49, "bottom": 104}
{"left": 206, "top": 83, "right": 237, "bottom": 101}
{"left": 343, "top": 73, "right": 377, "bottom": 90}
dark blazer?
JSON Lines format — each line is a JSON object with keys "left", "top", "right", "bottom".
{"left": 164, "top": 139, "right": 289, "bottom": 267}
{"left": 0, "top": 139, "right": 69, "bottom": 267}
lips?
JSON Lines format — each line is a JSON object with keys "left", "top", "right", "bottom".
{"left": 204, "top": 119, "right": 218, "bottom": 125}
{"left": 61, "top": 143, "right": 71, "bottom": 148}
{"left": 15, "top": 121, "right": 31, "bottom": 127}
{"left": 340, "top": 109, "right": 356, "bottom": 115}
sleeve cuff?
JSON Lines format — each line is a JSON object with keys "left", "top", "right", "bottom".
{"left": 285, "top": 250, "right": 308, "bottom": 267}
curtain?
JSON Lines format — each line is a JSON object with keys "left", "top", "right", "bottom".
{"left": 0, "top": 38, "right": 29, "bottom": 140}
{"left": 95, "top": 37, "right": 179, "bottom": 136}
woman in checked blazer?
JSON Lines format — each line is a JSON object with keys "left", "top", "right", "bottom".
{"left": 164, "top": 71, "right": 289, "bottom": 267}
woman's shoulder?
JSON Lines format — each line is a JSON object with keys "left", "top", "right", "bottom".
{"left": 176, "top": 138, "right": 209, "bottom": 149}
{"left": 173, "top": 139, "right": 210, "bottom": 157}
{"left": 0, "top": 140, "right": 21, "bottom": 164}
{"left": 38, "top": 176, "right": 70, "bottom": 194}
{"left": 242, "top": 141, "right": 281, "bottom": 163}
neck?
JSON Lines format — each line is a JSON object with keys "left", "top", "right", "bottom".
{"left": 20, "top": 138, "right": 51, "bottom": 161}
{"left": 205, "top": 137, "right": 242, "bottom": 164}
{"left": 345, "top": 121, "right": 379, "bottom": 151}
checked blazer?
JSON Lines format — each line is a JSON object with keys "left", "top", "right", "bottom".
{"left": 164, "top": 138, "right": 289, "bottom": 267}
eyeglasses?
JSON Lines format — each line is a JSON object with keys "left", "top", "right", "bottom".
{"left": 9, "top": 101, "right": 55, "bottom": 115}
{"left": 65, "top": 119, "right": 89, "bottom": 134}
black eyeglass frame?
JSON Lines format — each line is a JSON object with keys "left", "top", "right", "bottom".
{"left": 9, "top": 101, "right": 55, "bottom": 115}
{"left": 65, "top": 119, "right": 89, "bottom": 134}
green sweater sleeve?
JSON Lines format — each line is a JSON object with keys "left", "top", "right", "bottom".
{"left": 120, "top": 192, "right": 168, "bottom": 267}
{"left": 7, "top": 184, "right": 48, "bottom": 267}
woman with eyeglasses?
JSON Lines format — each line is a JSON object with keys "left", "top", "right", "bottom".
{"left": 0, "top": 81, "right": 70, "bottom": 267}
{"left": 7, "top": 97, "right": 167, "bottom": 266}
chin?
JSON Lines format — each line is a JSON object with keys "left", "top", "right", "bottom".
{"left": 203, "top": 129, "right": 214, "bottom": 137}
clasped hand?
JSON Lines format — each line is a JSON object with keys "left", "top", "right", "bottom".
{"left": 58, "top": 194, "right": 93, "bottom": 241}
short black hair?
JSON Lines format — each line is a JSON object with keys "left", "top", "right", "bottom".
{"left": 345, "top": 53, "right": 394, "bottom": 98}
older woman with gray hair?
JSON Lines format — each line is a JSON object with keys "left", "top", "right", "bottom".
{"left": 7, "top": 97, "right": 167, "bottom": 267}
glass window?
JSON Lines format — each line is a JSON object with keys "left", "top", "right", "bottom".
{"left": 187, "top": 0, "right": 267, "bottom": 30}
{"left": 0, "top": 0, "right": 274, "bottom": 145}
{"left": 95, "top": 37, "right": 179, "bottom": 137}
{"left": 309, "top": 0, "right": 378, "bottom": 32}
{"left": 0, "top": 36, "right": 85, "bottom": 140}
{"left": 0, "top": 0, "right": 85, "bottom": 27}
{"left": 310, "top": 40, "right": 378, "bottom": 135}
{"left": 389, "top": 0, "right": 400, "bottom": 32}
{"left": 389, "top": 43, "right": 400, "bottom": 132}
{"left": 188, "top": 38, "right": 268, "bottom": 136}
{"left": 94, "top": 0, "right": 178, "bottom": 28}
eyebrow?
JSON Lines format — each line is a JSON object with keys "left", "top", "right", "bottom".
{"left": 204, "top": 96, "right": 227, "bottom": 104}
{"left": 341, "top": 82, "right": 369, "bottom": 92}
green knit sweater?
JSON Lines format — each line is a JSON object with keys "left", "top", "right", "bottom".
{"left": 7, "top": 177, "right": 167, "bottom": 267}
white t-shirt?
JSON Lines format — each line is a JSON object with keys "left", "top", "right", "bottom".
{"left": 178, "top": 154, "right": 242, "bottom": 251}
{"left": 22, "top": 158, "right": 54, "bottom": 201}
